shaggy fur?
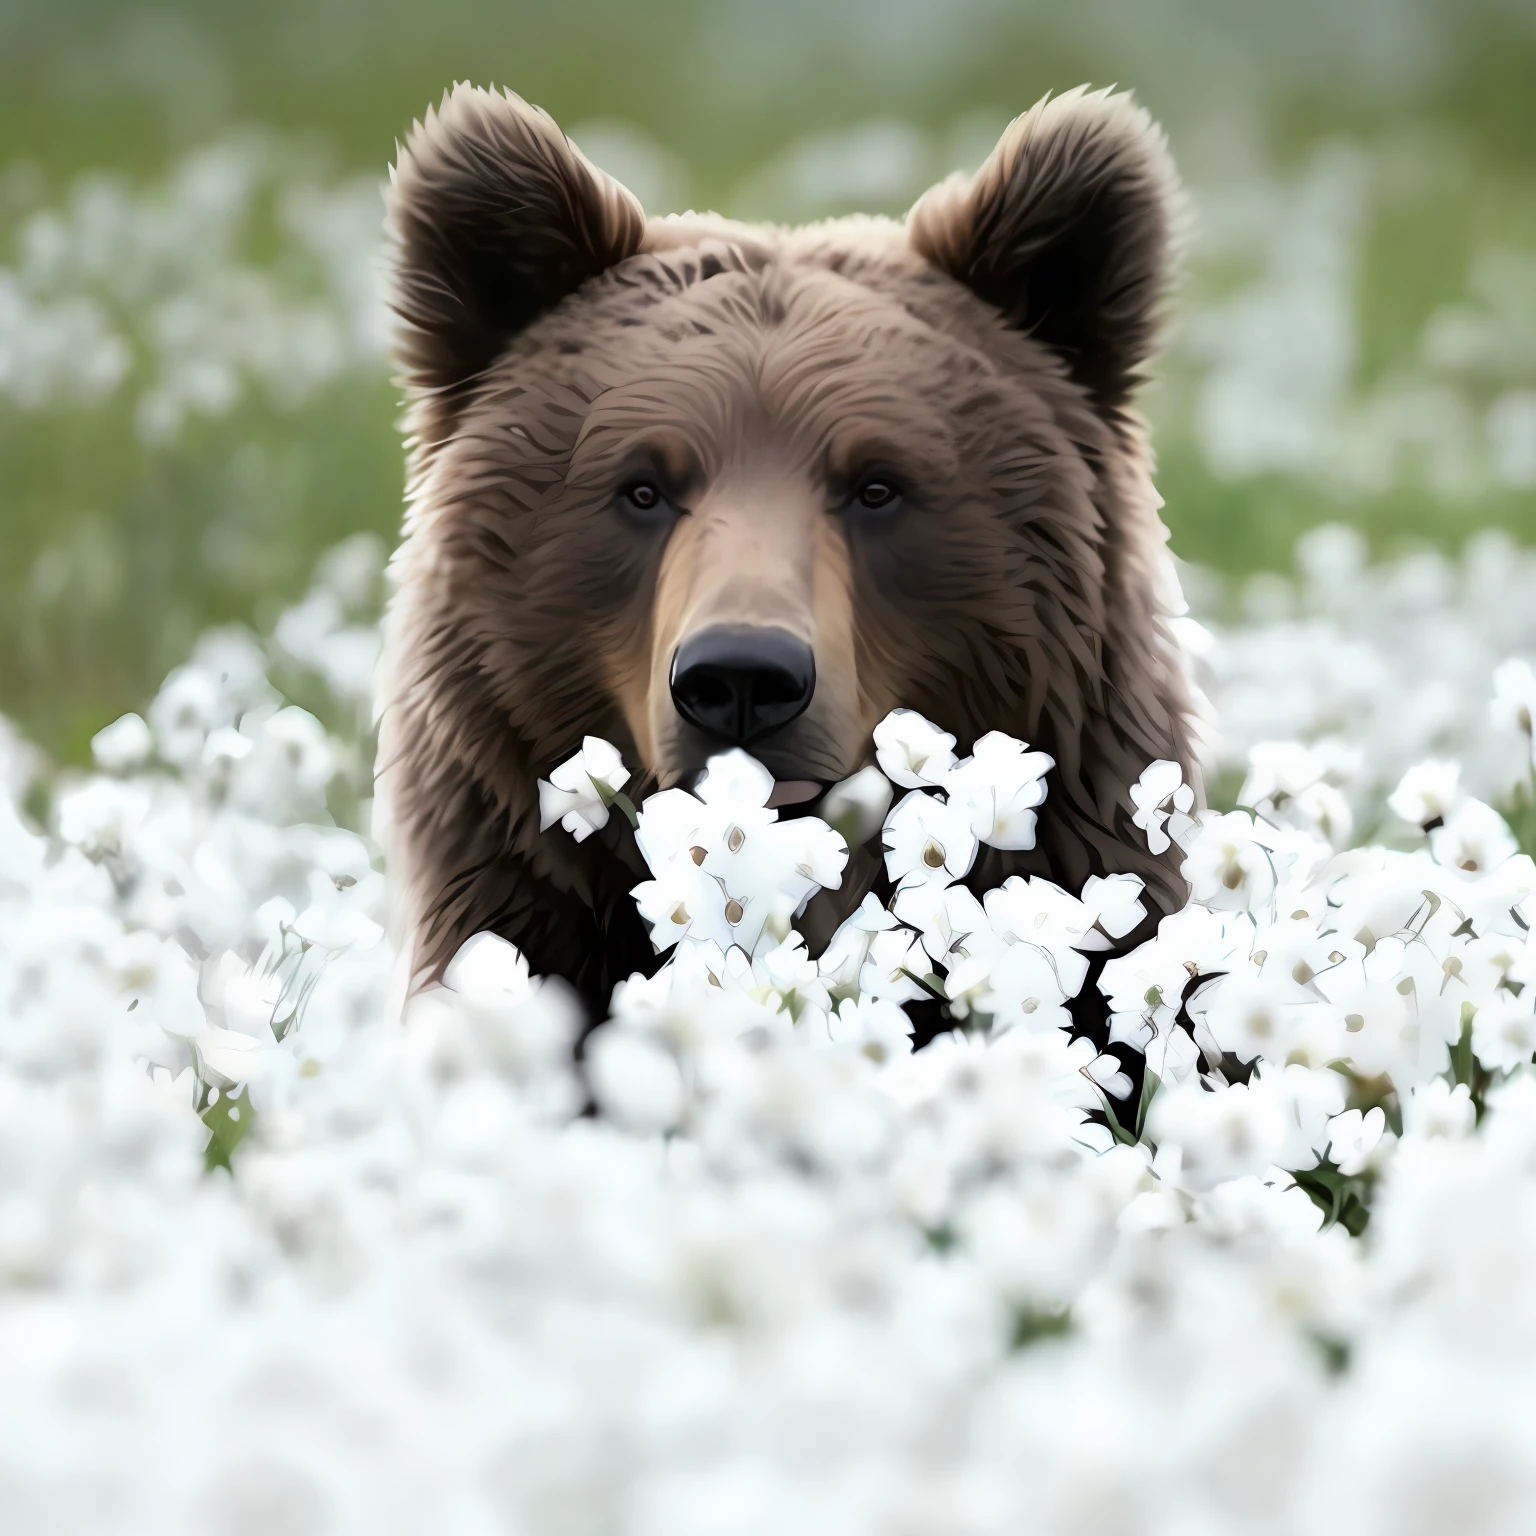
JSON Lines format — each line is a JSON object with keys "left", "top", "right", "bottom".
{"left": 377, "top": 83, "right": 1198, "bottom": 1024}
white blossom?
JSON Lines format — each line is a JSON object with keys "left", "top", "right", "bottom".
{"left": 817, "top": 892, "right": 899, "bottom": 993}
{"left": 585, "top": 1025, "right": 686, "bottom": 1132}
{"left": 1401, "top": 1077, "right": 1477, "bottom": 1139}
{"left": 943, "top": 731, "right": 1054, "bottom": 850}
{"left": 881, "top": 787, "right": 978, "bottom": 888}
{"left": 1181, "top": 809, "right": 1279, "bottom": 912}
{"left": 818, "top": 764, "right": 893, "bottom": 848}
{"left": 1327, "top": 1105, "right": 1389, "bottom": 1175}
{"left": 827, "top": 994, "right": 914, "bottom": 1063}
{"left": 1388, "top": 759, "right": 1462, "bottom": 829}
{"left": 1130, "top": 758, "right": 1196, "bottom": 854}
{"left": 538, "top": 734, "right": 631, "bottom": 841}
{"left": 858, "top": 925, "right": 936, "bottom": 1005}
{"left": 1080, "top": 872, "right": 1149, "bottom": 942}
{"left": 90, "top": 711, "right": 154, "bottom": 773}
{"left": 871, "top": 708, "right": 957, "bottom": 788}
{"left": 1491, "top": 656, "right": 1536, "bottom": 746}
{"left": 1428, "top": 796, "right": 1518, "bottom": 876}
{"left": 20, "top": 524, "right": 1536, "bottom": 1529}
{"left": 1471, "top": 997, "right": 1536, "bottom": 1072}
{"left": 1149, "top": 1078, "right": 1290, "bottom": 1191}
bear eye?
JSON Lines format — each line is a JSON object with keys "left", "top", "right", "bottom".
{"left": 618, "top": 479, "right": 672, "bottom": 525}
{"left": 853, "top": 479, "right": 902, "bottom": 514}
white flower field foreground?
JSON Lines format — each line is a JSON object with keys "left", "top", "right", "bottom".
{"left": 12, "top": 539, "right": 1536, "bottom": 1532}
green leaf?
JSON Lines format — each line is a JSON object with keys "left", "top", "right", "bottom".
{"left": 1010, "top": 1305, "right": 1072, "bottom": 1351}
{"left": 1293, "top": 1161, "right": 1373, "bottom": 1236}
{"left": 1453, "top": 1003, "right": 1476, "bottom": 1088}
{"left": 1135, "top": 1065, "right": 1162, "bottom": 1140}
{"left": 1098, "top": 1088, "right": 1139, "bottom": 1147}
{"left": 897, "top": 966, "right": 949, "bottom": 1002}
{"left": 1307, "top": 1330, "right": 1351, "bottom": 1376}
{"left": 202, "top": 1085, "right": 255, "bottom": 1173}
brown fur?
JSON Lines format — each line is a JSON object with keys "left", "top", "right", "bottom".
{"left": 377, "top": 83, "right": 1198, "bottom": 1017}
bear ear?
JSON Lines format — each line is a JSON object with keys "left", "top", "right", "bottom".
{"left": 907, "top": 87, "right": 1180, "bottom": 413}
{"left": 387, "top": 84, "right": 646, "bottom": 435}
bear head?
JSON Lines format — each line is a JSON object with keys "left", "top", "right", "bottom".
{"left": 377, "top": 83, "right": 1199, "bottom": 1016}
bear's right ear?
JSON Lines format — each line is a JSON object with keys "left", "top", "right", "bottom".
{"left": 387, "top": 84, "right": 646, "bottom": 437}
{"left": 907, "top": 87, "right": 1180, "bottom": 416}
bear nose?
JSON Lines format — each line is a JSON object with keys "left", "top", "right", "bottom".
{"left": 669, "top": 625, "right": 816, "bottom": 745}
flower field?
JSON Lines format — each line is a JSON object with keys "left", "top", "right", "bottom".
{"left": 7, "top": 530, "right": 1536, "bottom": 1532}
{"left": 3, "top": 2, "right": 1536, "bottom": 1529}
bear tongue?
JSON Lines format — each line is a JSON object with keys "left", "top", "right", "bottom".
{"left": 766, "top": 779, "right": 822, "bottom": 810}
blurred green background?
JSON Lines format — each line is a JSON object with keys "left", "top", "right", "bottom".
{"left": 2, "top": 0, "right": 1534, "bottom": 762}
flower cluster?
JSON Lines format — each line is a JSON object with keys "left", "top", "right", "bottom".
{"left": 12, "top": 542, "right": 1536, "bottom": 1532}
{"left": 1192, "top": 523, "right": 1536, "bottom": 832}
{"left": 578, "top": 710, "right": 1154, "bottom": 1131}
{"left": 0, "top": 136, "right": 386, "bottom": 441}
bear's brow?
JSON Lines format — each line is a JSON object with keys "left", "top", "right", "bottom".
{"left": 651, "top": 244, "right": 763, "bottom": 291}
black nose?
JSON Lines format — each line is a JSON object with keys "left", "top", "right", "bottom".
{"left": 670, "top": 625, "right": 816, "bottom": 744}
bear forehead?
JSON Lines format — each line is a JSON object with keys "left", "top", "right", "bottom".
{"left": 472, "top": 216, "right": 1072, "bottom": 470}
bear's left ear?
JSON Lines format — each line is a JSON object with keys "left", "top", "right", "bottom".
{"left": 908, "top": 87, "right": 1180, "bottom": 413}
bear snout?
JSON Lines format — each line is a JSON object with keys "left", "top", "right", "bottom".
{"left": 669, "top": 624, "right": 817, "bottom": 746}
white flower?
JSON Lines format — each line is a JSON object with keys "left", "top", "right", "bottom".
{"left": 773, "top": 815, "right": 850, "bottom": 893}
{"left": 1428, "top": 798, "right": 1518, "bottom": 877}
{"left": 1080, "top": 873, "right": 1148, "bottom": 942}
{"left": 1083, "top": 1051, "right": 1134, "bottom": 1101}
{"left": 1326, "top": 1105, "right": 1387, "bottom": 1175}
{"left": 1130, "top": 759, "right": 1195, "bottom": 855}
{"left": 1180, "top": 810, "right": 1277, "bottom": 912}
{"left": 818, "top": 892, "right": 899, "bottom": 993}
{"left": 55, "top": 777, "right": 151, "bottom": 861}
{"left": 1248, "top": 1060, "right": 1346, "bottom": 1172}
{"left": 1491, "top": 656, "right": 1536, "bottom": 743}
{"left": 233, "top": 706, "right": 335, "bottom": 816}
{"left": 538, "top": 735, "right": 631, "bottom": 842}
{"left": 882, "top": 789, "right": 978, "bottom": 888}
{"left": 1388, "top": 760, "right": 1461, "bottom": 829}
{"left": 632, "top": 785, "right": 712, "bottom": 872}
{"left": 1149, "top": 1079, "right": 1289, "bottom": 1191}
{"left": 819, "top": 765, "right": 893, "bottom": 848}
{"left": 1472, "top": 997, "right": 1536, "bottom": 1072}
{"left": 1241, "top": 739, "right": 1327, "bottom": 808}
{"left": 752, "top": 932, "right": 831, "bottom": 1022}
{"left": 202, "top": 725, "right": 253, "bottom": 772}
{"left": 630, "top": 750, "right": 847, "bottom": 958}
{"left": 148, "top": 664, "right": 223, "bottom": 770}
{"left": 1401, "top": 1078, "right": 1476, "bottom": 1139}
{"left": 981, "top": 876, "right": 1101, "bottom": 995}
{"left": 872, "top": 708, "right": 956, "bottom": 788}
{"left": 1199, "top": 972, "right": 1301, "bottom": 1065}
{"left": 858, "top": 926, "right": 934, "bottom": 1004}
{"left": 441, "top": 931, "right": 532, "bottom": 1009}
{"left": 1313, "top": 936, "right": 1463, "bottom": 1088}
{"left": 694, "top": 748, "right": 774, "bottom": 807}
{"left": 1105, "top": 904, "right": 1256, "bottom": 1007}
{"left": 893, "top": 889, "right": 1001, "bottom": 1015}
{"left": 943, "top": 731, "right": 1054, "bottom": 850}
{"left": 827, "top": 994, "right": 913, "bottom": 1064}
{"left": 1288, "top": 778, "right": 1354, "bottom": 848}
{"left": 584, "top": 1025, "right": 685, "bottom": 1133}
{"left": 971, "top": 939, "right": 1072, "bottom": 1034}
{"left": 91, "top": 712, "right": 153, "bottom": 773}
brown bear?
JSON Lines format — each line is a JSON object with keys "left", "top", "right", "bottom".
{"left": 376, "top": 82, "right": 1198, "bottom": 1025}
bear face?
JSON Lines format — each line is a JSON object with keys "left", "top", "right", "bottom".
{"left": 378, "top": 84, "right": 1198, "bottom": 1016}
